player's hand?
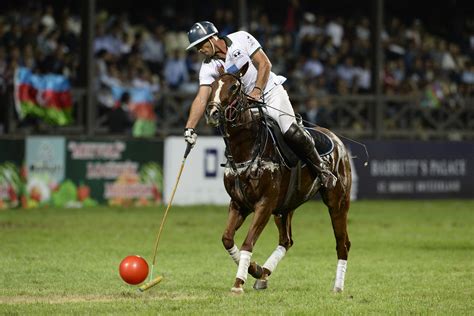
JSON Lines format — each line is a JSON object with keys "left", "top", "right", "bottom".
{"left": 184, "top": 128, "right": 197, "bottom": 148}
{"left": 248, "top": 87, "right": 263, "bottom": 101}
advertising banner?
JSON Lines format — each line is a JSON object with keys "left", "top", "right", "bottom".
{"left": 0, "top": 139, "right": 24, "bottom": 209}
{"left": 65, "top": 139, "right": 164, "bottom": 207}
{"left": 25, "top": 136, "right": 66, "bottom": 207}
{"left": 164, "top": 137, "right": 229, "bottom": 205}
{"left": 349, "top": 140, "right": 474, "bottom": 199}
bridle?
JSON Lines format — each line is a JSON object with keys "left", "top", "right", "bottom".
{"left": 206, "top": 73, "right": 249, "bottom": 128}
{"left": 207, "top": 72, "right": 273, "bottom": 175}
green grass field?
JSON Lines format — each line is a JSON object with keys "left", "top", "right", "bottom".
{"left": 1, "top": 200, "right": 473, "bottom": 314}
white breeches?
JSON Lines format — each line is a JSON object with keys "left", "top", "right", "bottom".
{"left": 262, "top": 85, "right": 296, "bottom": 134}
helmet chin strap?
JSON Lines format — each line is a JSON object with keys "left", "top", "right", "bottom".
{"left": 209, "top": 38, "right": 216, "bottom": 57}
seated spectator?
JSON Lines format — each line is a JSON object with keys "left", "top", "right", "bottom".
{"left": 300, "top": 96, "right": 328, "bottom": 127}
{"left": 461, "top": 61, "right": 474, "bottom": 85}
{"left": 302, "top": 48, "right": 324, "bottom": 78}
{"left": 163, "top": 49, "right": 188, "bottom": 90}
{"left": 354, "top": 59, "right": 371, "bottom": 93}
{"left": 326, "top": 17, "right": 344, "bottom": 48}
{"left": 141, "top": 25, "right": 166, "bottom": 74}
{"left": 336, "top": 56, "right": 357, "bottom": 89}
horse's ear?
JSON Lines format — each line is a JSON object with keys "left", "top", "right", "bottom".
{"left": 217, "top": 65, "right": 225, "bottom": 75}
{"left": 237, "top": 62, "right": 249, "bottom": 78}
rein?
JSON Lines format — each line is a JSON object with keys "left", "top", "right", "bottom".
{"left": 209, "top": 74, "right": 272, "bottom": 181}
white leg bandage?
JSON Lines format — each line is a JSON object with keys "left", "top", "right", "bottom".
{"left": 262, "top": 245, "right": 287, "bottom": 273}
{"left": 227, "top": 245, "right": 240, "bottom": 265}
{"left": 334, "top": 259, "right": 347, "bottom": 290}
{"left": 235, "top": 251, "right": 252, "bottom": 283}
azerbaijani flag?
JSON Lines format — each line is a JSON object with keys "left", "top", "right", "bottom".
{"left": 14, "top": 67, "right": 73, "bottom": 126}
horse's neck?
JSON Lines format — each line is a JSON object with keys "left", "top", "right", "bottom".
{"left": 226, "top": 116, "right": 272, "bottom": 163}
{"left": 227, "top": 127, "right": 259, "bottom": 162}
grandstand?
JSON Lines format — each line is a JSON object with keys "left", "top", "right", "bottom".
{"left": 0, "top": 0, "right": 472, "bottom": 139}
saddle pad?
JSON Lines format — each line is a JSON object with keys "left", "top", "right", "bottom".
{"left": 306, "top": 128, "right": 334, "bottom": 157}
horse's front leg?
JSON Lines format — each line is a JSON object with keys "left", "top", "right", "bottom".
{"left": 222, "top": 201, "right": 263, "bottom": 279}
{"left": 231, "top": 202, "right": 273, "bottom": 294}
{"left": 254, "top": 210, "right": 295, "bottom": 290}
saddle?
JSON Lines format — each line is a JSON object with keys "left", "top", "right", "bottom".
{"left": 263, "top": 115, "right": 334, "bottom": 168}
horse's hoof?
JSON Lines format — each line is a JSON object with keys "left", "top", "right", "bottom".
{"left": 333, "top": 287, "right": 343, "bottom": 293}
{"left": 231, "top": 287, "right": 244, "bottom": 294}
{"left": 253, "top": 279, "right": 268, "bottom": 290}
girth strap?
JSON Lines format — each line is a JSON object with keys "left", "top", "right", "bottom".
{"left": 278, "top": 161, "right": 301, "bottom": 213}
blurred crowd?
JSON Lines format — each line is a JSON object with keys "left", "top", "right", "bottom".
{"left": 0, "top": 1, "right": 473, "bottom": 132}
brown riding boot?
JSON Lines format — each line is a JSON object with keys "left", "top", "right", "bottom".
{"left": 283, "top": 123, "right": 337, "bottom": 189}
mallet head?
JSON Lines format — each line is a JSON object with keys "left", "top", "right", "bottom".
{"left": 138, "top": 275, "right": 163, "bottom": 292}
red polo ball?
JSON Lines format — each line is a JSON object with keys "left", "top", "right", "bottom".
{"left": 119, "top": 255, "right": 149, "bottom": 285}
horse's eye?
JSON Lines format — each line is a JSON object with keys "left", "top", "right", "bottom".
{"left": 230, "top": 84, "right": 238, "bottom": 92}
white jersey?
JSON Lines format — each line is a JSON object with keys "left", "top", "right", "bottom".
{"left": 198, "top": 31, "right": 286, "bottom": 94}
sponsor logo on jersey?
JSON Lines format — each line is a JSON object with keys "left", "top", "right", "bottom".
{"left": 232, "top": 49, "right": 243, "bottom": 59}
{"left": 247, "top": 35, "right": 256, "bottom": 46}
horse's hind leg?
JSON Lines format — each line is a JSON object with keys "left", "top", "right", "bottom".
{"left": 322, "top": 188, "right": 351, "bottom": 292}
{"left": 254, "top": 210, "right": 295, "bottom": 290}
{"left": 222, "top": 201, "right": 263, "bottom": 279}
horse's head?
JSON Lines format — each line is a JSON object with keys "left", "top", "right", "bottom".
{"left": 205, "top": 62, "right": 249, "bottom": 127}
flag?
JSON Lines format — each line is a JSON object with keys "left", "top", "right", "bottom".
{"left": 14, "top": 67, "right": 73, "bottom": 126}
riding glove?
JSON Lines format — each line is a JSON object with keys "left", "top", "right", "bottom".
{"left": 184, "top": 128, "right": 197, "bottom": 147}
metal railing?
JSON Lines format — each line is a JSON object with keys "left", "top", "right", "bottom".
{"left": 153, "top": 92, "right": 474, "bottom": 140}
{"left": 3, "top": 89, "right": 473, "bottom": 140}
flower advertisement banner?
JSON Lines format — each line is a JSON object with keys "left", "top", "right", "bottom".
{"left": 65, "top": 139, "right": 164, "bottom": 207}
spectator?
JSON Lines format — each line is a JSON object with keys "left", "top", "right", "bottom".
{"left": 336, "top": 56, "right": 357, "bottom": 89}
{"left": 326, "top": 17, "right": 344, "bottom": 48}
{"left": 354, "top": 59, "right": 371, "bottom": 93}
{"left": 298, "top": 12, "right": 320, "bottom": 55}
{"left": 300, "top": 96, "right": 328, "bottom": 127}
{"left": 141, "top": 25, "right": 166, "bottom": 74}
{"left": 355, "top": 17, "right": 370, "bottom": 41}
{"left": 40, "top": 5, "right": 56, "bottom": 33}
{"left": 163, "top": 49, "right": 188, "bottom": 90}
{"left": 461, "top": 61, "right": 474, "bottom": 85}
{"left": 107, "top": 92, "right": 132, "bottom": 134}
{"left": 302, "top": 48, "right": 324, "bottom": 78}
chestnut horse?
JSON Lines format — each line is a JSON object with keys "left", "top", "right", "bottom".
{"left": 205, "top": 64, "right": 351, "bottom": 294}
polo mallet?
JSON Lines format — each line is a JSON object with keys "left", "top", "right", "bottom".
{"left": 138, "top": 143, "right": 192, "bottom": 292}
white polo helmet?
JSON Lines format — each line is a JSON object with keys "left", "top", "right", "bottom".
{"left": 186, "top": 21, "right": 218, "bottom": 50}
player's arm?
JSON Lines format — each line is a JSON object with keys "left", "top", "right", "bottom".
{"left": 250, "top": 49, "right": 271, "bottom": 99}
{"left": 186, "top": 85, "right": 212, "bottom": 129}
